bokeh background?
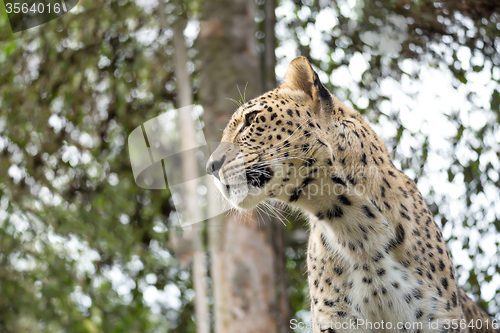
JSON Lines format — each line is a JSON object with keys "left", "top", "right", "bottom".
{"left": 0, "top": 0, "right": 499, "bottom": 332}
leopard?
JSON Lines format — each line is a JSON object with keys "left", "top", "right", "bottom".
{"left": 206, "top": 56, "right": 498, "bottom": 332}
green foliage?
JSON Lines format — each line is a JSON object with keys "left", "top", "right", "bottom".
{"left": 0, "top": 1, "right": 193, "bottom": 331}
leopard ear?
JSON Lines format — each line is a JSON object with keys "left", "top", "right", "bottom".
{"left": 282, "top": 56, "right": 334, "bottom": 111}
{"left": 282, "top": 56, "right": 317, "bottom": 98}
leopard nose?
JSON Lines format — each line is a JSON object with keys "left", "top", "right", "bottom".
{"left": 206, "top": 156, "right": 226, "bottom": 181}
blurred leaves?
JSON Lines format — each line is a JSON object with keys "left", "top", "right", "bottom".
{"left": 0, "top": 0, "right": 192, "bottom": 331}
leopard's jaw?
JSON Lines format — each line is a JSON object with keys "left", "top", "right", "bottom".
{"left": 213, "top": 177, "right": 230, "bottom": 200}
{"left": 214, "top": 177, "right": 267, "bottom": 210}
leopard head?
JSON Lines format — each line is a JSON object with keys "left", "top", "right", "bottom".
{"left": 206, "top": 56, "right": 365, "bottom": 212}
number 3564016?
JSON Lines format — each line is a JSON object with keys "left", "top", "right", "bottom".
{"left": 5, "top": 2, "right": 62, "bottom": 14}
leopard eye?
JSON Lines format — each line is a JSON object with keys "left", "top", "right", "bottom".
{"left": 243, "top": 111, "right": 260, "bottom": 128}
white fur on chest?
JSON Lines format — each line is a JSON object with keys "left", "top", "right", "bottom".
{"left": 308, "top": 220, "right": 453, "bottom": 333}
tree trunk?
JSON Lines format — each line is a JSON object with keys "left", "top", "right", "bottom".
{"left": 263, "top": 0, "right": 277, "bottom": 92}
{"left": 165, "top": 2, "right": 210, "bottom": 332}
{"left": 199, "top": 0, "right": 282, "bottom": 332}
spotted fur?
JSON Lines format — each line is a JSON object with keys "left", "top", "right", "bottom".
{"left": 207, "top": 56, "right": 497, "bottom": 332}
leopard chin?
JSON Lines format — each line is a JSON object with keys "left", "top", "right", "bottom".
{"left": 213, "top": 177, "right": 265, "bottom": 211}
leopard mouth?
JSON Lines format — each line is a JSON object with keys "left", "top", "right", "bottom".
{"left": 212, "top": 163, "right": 273, "bottom": 210}
{"left": 245, "top": 165, "right": 274, "bottom": 188}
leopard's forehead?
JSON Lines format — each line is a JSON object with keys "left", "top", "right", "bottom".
{"left": 224, "top": 88, "right": 313, "bottom": 136}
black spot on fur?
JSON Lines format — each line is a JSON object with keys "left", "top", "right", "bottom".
{"left": 320, "top": 233, "right": 328, "bottom": 248}
{"left": 317, "top": 139, "right": 327, "bottom": 146}
{"left": 362, "top": 206, "right": 375, "bottom": 218}
{"left": 346, "top": 174, "right": 356, "bottom": 185}
{"left": 400, "top": 211, "right": 411, "bottom": 220}
{"left": 396, "top": 223, "right": 406, "bottom": 244}
{"left": 304, "top": 158, "right": 316, "bottom": 167}
{"left": 338, "top": 195, "right": 351, "bottom": 206}
{"left": 324, "top": 299, "right": 334, "bottom": 307}
{"left": 331, "top": 176, "right": 347, "bottom": 186}
{"left": 372, "top": 251, "right": 383, "bottom": 262}
{"left": 289, "top": 177, "right": 313, "bottom": 202}
{"left": 327, "top": 205, "right": 344, "bottom": 219}
{"left": 441, "top": 278, "right": 448, "bottom": 290}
